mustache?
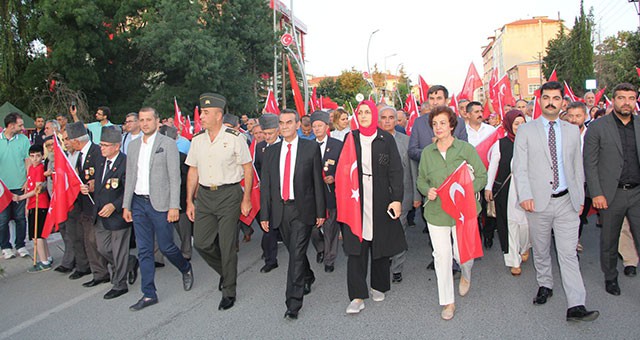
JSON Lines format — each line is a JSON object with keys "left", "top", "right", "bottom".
{"left": 545, "top": 104, "right": 556, "bottom": 109}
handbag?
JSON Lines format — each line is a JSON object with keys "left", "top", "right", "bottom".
{"left": 486, "top": 174, "right": 512, "bottom": 218}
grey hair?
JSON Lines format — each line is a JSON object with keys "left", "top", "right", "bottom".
{"left": 73, "top": 134, "right": 90, "bottom": 143}
{"left": 378, "top": 105, "right": 397, "bottom": 119}
{"left": 46, "top": 120, "right": 60, "bottom": 131}
{"left": 126, "top": 112, "right": 139, "bottom": 120}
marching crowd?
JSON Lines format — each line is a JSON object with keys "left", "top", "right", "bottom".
{"left": 0, "top": 81, "right": 639, "bottom": 322}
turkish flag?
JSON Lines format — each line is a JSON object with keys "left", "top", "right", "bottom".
{"left": 264, "top": 88, "right": 280, "bottom": 115}
{"left": 532, "top": 88, "right": 542, "bottom": 120}
{"left": 286, "top": 56, "right": 305, "bottom": 117}
{"left": 173, "top": 97, "right": 182, "bottom": 131}
{"left": 563, "top": 81, "right": 579, "bottom": 102}
{"left": 193, "top": 106, "right": 202, "bottom": 134}
{"left": 548, "top": 68, "right": 558, "bottom": 82}
{"left": 310, "top": 87, "right": 319, "bottom": 112}
{"left": 636, "top": 66, "right": 640, "bottom": 78}
{"left": 418, "top": 75, "right": 430, "bottom": 104}
{"left": 475, "top": 126, "right": 505, "bottom": 169}
{"left": 449, "top": 93, "right": 459, "bottom": 116}
{"left": 0, "top": 180, "right": 12, "bottom": 212}
{"left": 492, "top": 75, "right": 515, "bottom": 118}
{"left": 42, "top": 136, "right": 82, "bottom": 238}
{"left": 488, "top": 68, "right": 500, "bottom": 114}
{"left": 321, "top": 96, "right": 338, "bottom": 110}
{"left": 482, "top": 100, "right": 492, "bottom": 119}
{"left": 405, "top": 93, "right": 419, "bottom": 136}
{"left": 239, "top": 139, "right": 260, "bottom": 225}
{"left": 459, "top": 63, "right": 482, "bottom": 101}
{"left": 594, "top": 87, "right": 607, "bottom": 107}
{"left": 335, "top": 133, "right": 362, "bottom": 241}
{"left": 436, "top": 161, "right": 483, "bottom": 264}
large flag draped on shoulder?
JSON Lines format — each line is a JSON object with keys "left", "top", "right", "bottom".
{"left": 264, "top": 88, "right": 281, "bottom": 115}
{"left": 335, "top": 133, "right": 362, "bottom": 241}
{"left": 436, "top": 161, "right": 483, "bottom": 264}
{"left": 404, "top": 93, "right": 419, "bottom": 136}
{"left": 418, "top": 75, "right": 430, "bottom": 104}
{"left": 42, "top": 137, "right": 82, "bottom": 238}
{"left": 193, "top": 106, "right": 202, "bottom": 134}
{"left": 475, "top": 126, "right": 505, "bottom": 169}
{"left": 239, "top": 139, "right": 260, "bottom": 225}
{"left": 286, "top": 56, "right": 305, "bottom": 117}
{"left": 0, "top": 179, "right": 12, "bottom": 212}
{"left": 459, "top": 62, "right": 482, "bottom": 101}
{"left": 173, "top": 97, "right": 182, "bottom": 130}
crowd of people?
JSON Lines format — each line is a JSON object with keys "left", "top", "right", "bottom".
{"left": 0, "top": 81, "right": 638, "bottom": 322}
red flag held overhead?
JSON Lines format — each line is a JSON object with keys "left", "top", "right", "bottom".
{"left": 418, "top": 75, "right": 430, "bottom": 104}
{"left": 548, "top": 68, "right": 558, "bottom": 82}
{"left": 594, "top": 87, "right": 606, "bottom": 107}
{"left": 459, "top": 63, "right": 482, "bottom": 101}
{"left": 636, "top": 66, "right": 640, "bottom": 78}
{"left": 173, "top": 98, "right": 182, "bottom": 131}
{"left": 286, "top": 56, "right": 306, "bottom": 117}
{"left": 264, "top": 89, "right": 281, "bottom": 115}
{"left": 193, "top": 106, "right": 202, "bottom": 134}
{"left": 449, "top": 93, "right": 459, "bottom": 116}
{"left": 405, "top": 93, "right": 420, "bottom": 136}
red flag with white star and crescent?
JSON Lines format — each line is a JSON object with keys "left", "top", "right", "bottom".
{"left": 335, "top": 133, "right": 362, "bottom": 241}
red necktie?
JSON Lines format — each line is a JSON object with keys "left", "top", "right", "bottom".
{"left": 282, "top": 143, "right": 292, "bottom": 200}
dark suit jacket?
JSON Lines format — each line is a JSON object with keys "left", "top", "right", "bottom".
{"left": 408, "top": 114, "right": 468, "bottom": 162}
{"left": 584, "top": 114, "right": 640, "bottom": 203}
{"left": 76, "top": 142, "right": 104, "bottom": 214}
{"left": 93, "top": 153, "right": 129, "bottom": 230}
{"left": 341, "top": 129, "right": 407, "bottom": 259}
{"left": 260, "top": 138, "right": 326, "bottom": 228}
{"left": 320, "top": 137, "right": 343, "bottom": 209}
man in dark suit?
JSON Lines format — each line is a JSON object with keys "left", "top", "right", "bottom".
{"left": 309, "top": 110, "right": 343, "bottom": 273}
{"left": 67, "top": 121, "right": 110, "bottom": 287}
{"left": 91, "top": 126, "right": 138, "bottom": 299}
{"left": 254, "top": 113, "right": 281, "bottom": 273}
{"left": 260, "top": 109, "right": 326, "bottom": 320}
{"left": 584, "top": 83, "right": 640, "bottom": 296}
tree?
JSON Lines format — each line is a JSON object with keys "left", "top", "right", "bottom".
{"left": 595, "top": 31, "right": 640, "bottom": 91}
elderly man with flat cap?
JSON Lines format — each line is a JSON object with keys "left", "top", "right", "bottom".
{"left": 92, "top": 126, "right": 138, "bottom": 299}
{"left": 186, "top": 93, "right": 253, "bottom": 311}
{"left": 309, "top": 110, "right": 343, "bottom": 273}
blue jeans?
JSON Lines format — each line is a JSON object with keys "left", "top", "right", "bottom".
{"left": 0, "top": 189, "right": 27, "bottom": 250}
{"left": 132, "top": 195, "right": 190, "bottom": 299}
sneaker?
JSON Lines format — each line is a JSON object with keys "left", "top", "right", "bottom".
{"left": 346, "top": 299, "right": 365, "bottom": 314}
{"left": 370, "top": 288, "right": 385, "bottom": 302}
{"left": 28, "top": 262, "right": 52, "bottom": 273}
{"left": 17, "top": 247, "right": 30, "bottom": 258}
{"left": 3, "top": 248, "right": 16, "bottom": 260}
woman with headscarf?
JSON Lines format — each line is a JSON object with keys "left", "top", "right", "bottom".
{"left": 485, "top": 110, "right": 529, "bottom": 276}
{"left": 338, "top": 100, "right": 407, "bottom": 314}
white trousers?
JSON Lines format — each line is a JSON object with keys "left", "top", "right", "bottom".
{"left": 428, "top": 223, "right": 473, "bottom": 306}
{"left": 503, "top": 219, "right": 531, "bottom": 268}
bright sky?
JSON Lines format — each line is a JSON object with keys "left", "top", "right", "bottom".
{"left": 293, "top": 0, "right": 638, "bottom": 92}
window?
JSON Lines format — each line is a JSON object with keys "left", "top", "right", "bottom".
{"left": 527, "top": 68, "right": 540, "bottom": 79}
{"left": 528, "top": 84, "right": 541, "bottom": 95}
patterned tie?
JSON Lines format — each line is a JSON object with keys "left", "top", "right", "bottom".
{"left": 548, "top": 121, "right": 559, "bottom": 190}
{"left": 282, "top": 143, "right": 292, "bottom": 200}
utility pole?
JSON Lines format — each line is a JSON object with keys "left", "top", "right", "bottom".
{"left": 630, "top": 0, "right": 640, "bottom": 31}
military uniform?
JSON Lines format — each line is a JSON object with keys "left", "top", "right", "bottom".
{"left": 187, "top": 93, "right": 252, "bottom": 302}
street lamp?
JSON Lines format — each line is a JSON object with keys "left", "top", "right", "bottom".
{"left": 366, "top": 29, "right": 379, "bottom": 101}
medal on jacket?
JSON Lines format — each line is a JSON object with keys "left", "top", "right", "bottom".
{"left": 84, "top": 169, "right": 90, "bottom": 180}
{"left": 323, "top": 160, "right": 329, "bottom": 173}
{"left": 89, "top": 167, "right": 95, "bottom": 176}
{"left": 105, "top": 179, "right": 111, "bottom": 190}
{"left": 111, "top": 178, "right": 119, "bottom": 189}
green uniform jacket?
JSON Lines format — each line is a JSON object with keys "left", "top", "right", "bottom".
{"left": 416, "top": 138, "right": 487, "bottom": 226}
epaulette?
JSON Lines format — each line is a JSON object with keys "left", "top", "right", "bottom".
{"left": 225, "top": 128, "right": 240, "bottom": 136}
{"left": 193, "top": 130, "right": 206, "bottom": 138}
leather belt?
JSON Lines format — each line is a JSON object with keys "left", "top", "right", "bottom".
{"left": 618, "top": 183, "right": 639, "bottom": 190}
{"left": 135, "top": 194, "right": 150, "bottom": 200}
{"left": 551, "top": 189, "right": 569, "bottom": 198}
{"left": 199, "top": 182, "right": 239, "bottom": 191}
{"left": 282, "top": 199, "right": 296, "bottom": 205}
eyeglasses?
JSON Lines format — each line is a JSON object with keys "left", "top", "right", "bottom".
{"left": 99, "top": 143, "right": 117, "bottom": 148}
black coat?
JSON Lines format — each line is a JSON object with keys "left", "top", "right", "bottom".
{"left": 320, "top": 137, "right": 343, "bottom": 209}
{"left": 260, "top": 138, "right": 326, "bottom": 228}
{"left": 76, "top": 142, "right": 104, "bottom": 214}
{"left": 93, "top": 153, "right": 129, "bottom": 230}
{"left": 341, "top": 129, "right": 407, "bottom": 259}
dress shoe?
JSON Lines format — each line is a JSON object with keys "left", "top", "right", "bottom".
{"left": 484, "top": 237, "right": 493, "bottom": 249}
{"left": 605, "top": 279, "right": 621, "bottom": 296}
{"left": 346, "top": 299, "right": 365, "bottom": 314}
{"left": 218, "top": 296, "right": 236, "bottom": 310}
{"left": 104, "top": 288, "right": 128, "bottom": 300}
{"left": 242, "top": 228, "right": 254, "bottom": 243}
{"left": 459, "top": 277, "right": 470, "bottom": 296}
{"left": 324, "top": 265, "right": 334, "bottom": 273}
{"left": 129, "top": 297, "right": 158, "bottom": 311}
{"left": 218, "top": 276, "right": 224, "bottom": 291}
{"left": 303, "top": 276, "right": 316, "bottom": 295}
{"left": 316, "top": 252, "right": 324, "bottom": 264}
{"left": 624, "top": 266, "right": 637, "bottom": 277}
{"left": 566, "top": 305, "right": 600, "bottom": 322}
{"left": 54, "top": 265, "right": 72, "bottom": 273}
{"left": 69, "top": 270, "right": 91, "bottom": 280}
{"left": 260, "top": 263, "right": 278, "bottom": 273}
{"left": 284, "top": 310, "right": 298, "bottom": 320}
{"left": 128, "top": 259, "right": 139, "bottom": 285}
{"left": 441, "top": 304, "right": 455, "bottom": 320}
{"left": 511, "top": 267, "right": 522, "bottom": 276}
{"left": 392, "top": 272, "right": 403, "bottom": 283}
{"left": 182, "top": 266, "right": 194, "bottom": 291}
{"left": 82, "top": 278, "right": 110, "bottom": 287}
{"left": 533, "top": 287, "right": 553, "bottom": 305}
{"left": 154, "top": 262, "right": 165, "bottom": 268}
{"left": 521, "top": 250, "right": 530, "bottom": 263}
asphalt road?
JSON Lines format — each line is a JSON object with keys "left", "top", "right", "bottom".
{"left": 0, "top": 216, "right": 639, "bottom": 340}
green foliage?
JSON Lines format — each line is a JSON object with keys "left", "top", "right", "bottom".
{"left": 595, "top": 31, "right": 640, "bottom": 91}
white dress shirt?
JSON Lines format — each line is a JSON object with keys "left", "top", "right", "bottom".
{"left": 466, "top": 123, "right": 496, "bottom": 147}
{"left": 316, "top": 135, "right": 327, "bottom": 158}
{"left": 279, "top": 136, "right": 299, "bottom": 200}
{"left": 135, "top": 132, "right": 156, "bottom": 195}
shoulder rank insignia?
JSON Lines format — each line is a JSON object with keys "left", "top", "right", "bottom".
{"left": 225, "top": 128, "right": 240, "bottom": 136}
{"left": 193, "top": 130, "right": 206, "bottom": 138}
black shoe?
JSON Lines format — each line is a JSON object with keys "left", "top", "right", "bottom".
{"left": 484, "top": 237, "right": 493, "bottom": 249}
{"left": 533, "top": 287, "right": 553, "bottom": 305}
{"left": 154, "top": 262, "right": 165, "bottom": 268}
{"left": 260, "top": 263, "right": 278, "bottom": 273}
{"left": 566, "top": 305, "right": 599, "bottom": 322}
{"left": 104, "top": 288, "right": 128, "bottom": 300}
{"left": 69, "top": 270, "right": 91, "bottom": 280}
{"left": 605, "top": 279, "right": 621, "bottom": 296}
{"left": 54, "top": 266, "right": 72, "bottom": 273}
{"left": 82, "top": 278, "right": 110, "bottom": 287}
{"left": 182, "top": 266, "right": 194, "bottom": 291}
{"left": 128, "top": 259, "right": 139, "bottom": 285}
{"left": 284, "top": 310, "right": 298, "bottom": 320}
{"left": 427, "top": 260, "right": 435, "bottom": 270}
{"left": 596, "top": 223, "right": 602, "bottom": 228}
{"left": 129, "top": 297, "right": 158, "bottom": 311}
{"left": 218, "top": 296, "right": 236, "bottom": 310}
{"left": 624, "top": 266, "right": 637, "bottom": 277}
{"left": 303, "top": 276, "right": 316, "bottom": 295}
{"left": 316, "top": 252, "right": 324, "bottom": 264}
{"left": 392, "top": 273, "right": 403, "bottom": 283}
{"left": 324, "top": 265, "right": 334, "bottom": 273}
{"left": 218, "top": 276, "right": 224, "bottom": 291}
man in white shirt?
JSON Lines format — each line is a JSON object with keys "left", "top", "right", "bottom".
{"left": 465, "top": 101, "right": 496, "bottom": 147}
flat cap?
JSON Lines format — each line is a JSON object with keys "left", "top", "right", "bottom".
{"left": 67, "top": 121, "right": 88, "bottom": 139}
{"left": 310, "top": 110, "right": 330, "bottom": 125}
{"left": 259, "top": 113, "right": 279, "bottom": 130}
{"left": 199, "top": 93, "right": 226, "bottom": 109}
{"left": 223, "top": 114, "right": 239, "bottom": 127}
{"left": 100, "top": 126, "right": 122, "bottom": 144}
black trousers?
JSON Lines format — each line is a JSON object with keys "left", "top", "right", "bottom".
{"left": 347, "top": 240, "right": 390, "bottom": 300}
{"left": 493, "top": 187, "right": 510, "bottom": 252}
{"left": 600, "top": 186, "right": 640, "bottom": 280}
{"left": 480, "top": 190, "right": 497, "bottom": 240}
{"left": 280, "top": 203, "right": 314, "bottom": 313}
{"left": 579, "top": 196, "right": 592, "bottom": 238}
{"left": 262, "top": 217, "right": 279, "bottom": 266}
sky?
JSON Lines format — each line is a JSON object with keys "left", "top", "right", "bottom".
{"left": 290, "top": 0, "right": 639, "bottom": 93}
